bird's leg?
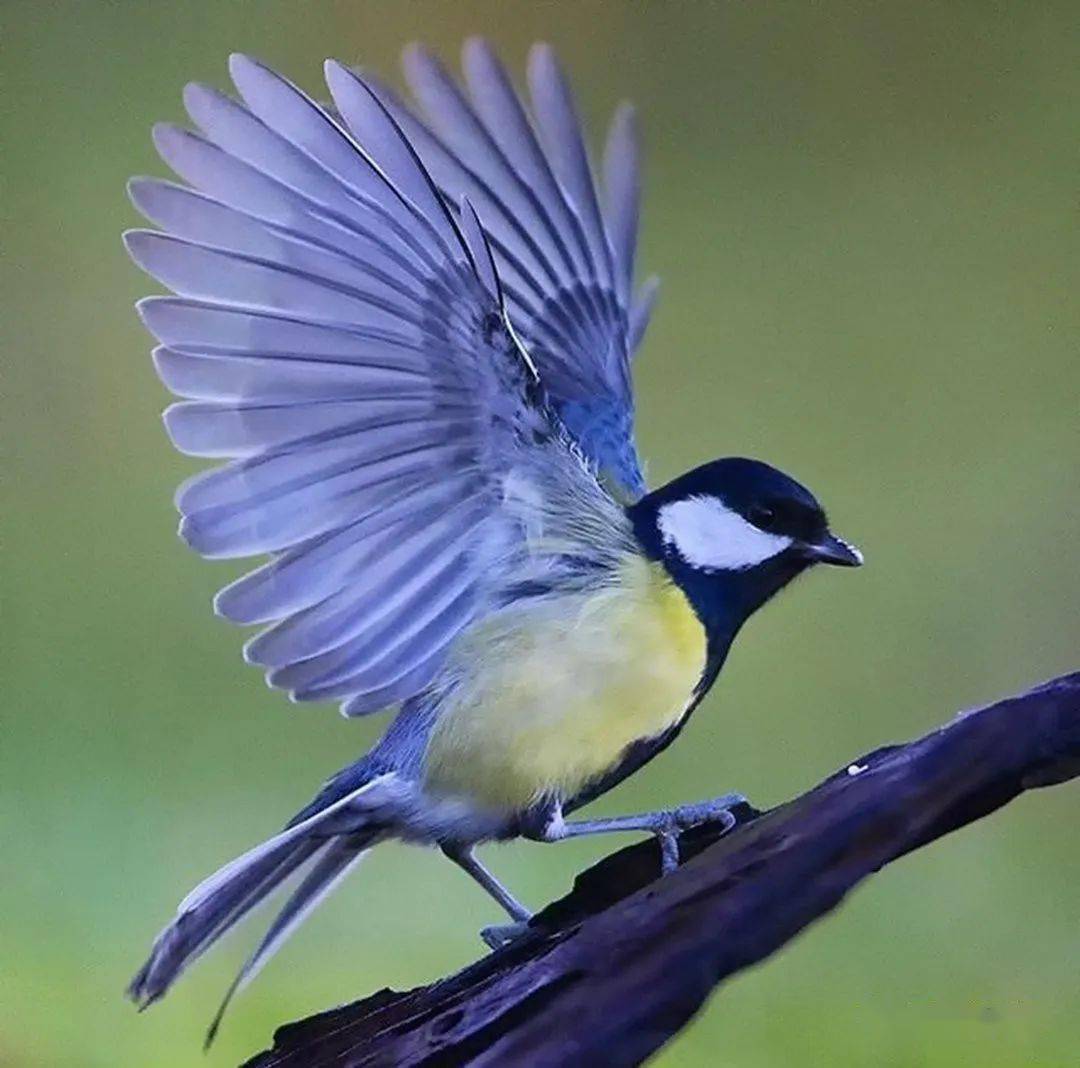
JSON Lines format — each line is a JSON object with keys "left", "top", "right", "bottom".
{"left": 537, "top": 792, "right": 747, "bottom": 875}
{"left": 441, "top": 844, "right": 533, "bottom": 949}
{"left": 441, "top": 843, "right": 531, "bottom": 920}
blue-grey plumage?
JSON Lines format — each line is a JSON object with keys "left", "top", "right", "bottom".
{"left": 124, "top": 42, "right": 862, "bottom": 1038}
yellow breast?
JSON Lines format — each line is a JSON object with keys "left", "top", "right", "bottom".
{"left": 422, "top": 557, "right": 707, "bottom": 814}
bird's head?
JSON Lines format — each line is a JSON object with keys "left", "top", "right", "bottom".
{"left": 627, "top": 457, "right": 861, "bottom": 638}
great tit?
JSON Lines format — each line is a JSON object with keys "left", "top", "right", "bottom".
{"left": 124, "top": 40, "right": 862, "bottom": 1038}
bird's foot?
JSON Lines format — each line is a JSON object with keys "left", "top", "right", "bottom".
{"left": 480, "top": 919, "right": 531, "bottom": 950}
{"left": 531, "top": 792, "right": 751, "bottom": 874}
{"left": 654, "top": 792, "right": 747, "bottom": 873}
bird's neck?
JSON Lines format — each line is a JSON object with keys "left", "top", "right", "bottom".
{"left": 661, "top": 549, "right": 812, "bottom": 652}
{"left": 627, "top": 501, "right": 813, "bottom": 655}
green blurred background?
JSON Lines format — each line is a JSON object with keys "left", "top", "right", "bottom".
{"left": 4, "top": 2, "right": 1078, "bottom": 1065}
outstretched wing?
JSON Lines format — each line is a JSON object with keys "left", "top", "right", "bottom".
{"left": 126, "top": 54, "right": 632, "bottom": 717}
{"left": 368, "top": 39, "right": 655, "bottom": 499}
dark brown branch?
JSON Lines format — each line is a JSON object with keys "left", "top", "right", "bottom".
{"left": 244, "top": 672, "right": 1079, "bottom": 1068}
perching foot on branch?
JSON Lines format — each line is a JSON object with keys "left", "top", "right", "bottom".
{"left": 534, "top": 791, "right": 748, "bottom": 874}
{"left": 480, "top": 920, "right": 531, "bottom": 950}
{"left": 481, "top": 795, "right": 746, "bottom": 949}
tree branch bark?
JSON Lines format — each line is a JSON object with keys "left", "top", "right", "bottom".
{"left": 244, "top": 671, "right": 1079, "bottom": 1068}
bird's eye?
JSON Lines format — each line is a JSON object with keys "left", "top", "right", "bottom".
{"left": 749, "top": 505, "right": 777, "bottom": 531}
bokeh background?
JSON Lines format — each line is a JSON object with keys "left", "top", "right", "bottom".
{"left": 4, "top": 3, "right": 1078, "bottom": 1066}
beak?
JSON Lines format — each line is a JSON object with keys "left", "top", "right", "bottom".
{"left": 807, "top": 532, "right": 864, "bottom": 568}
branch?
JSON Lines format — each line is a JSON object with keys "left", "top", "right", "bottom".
{"left": 244, "top": 672, "right": 1079, "bottom": 1068}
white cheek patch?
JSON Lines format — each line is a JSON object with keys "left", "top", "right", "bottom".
{"left": 657, "top": 495, "right": 792, "bottom": 571}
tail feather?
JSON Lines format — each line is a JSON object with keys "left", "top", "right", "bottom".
{"left": 203, "top": 836, "right": 371, "bottom": 1048}
{"left": 128, "top": 773, "right": 402, "bottom": 1014}
{"left": 128, "top": 834, "right": 322, "bottom": 1009}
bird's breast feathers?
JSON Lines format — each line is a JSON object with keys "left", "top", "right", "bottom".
{"left": 422, "top": 556, "right": 707, "bottom": 813}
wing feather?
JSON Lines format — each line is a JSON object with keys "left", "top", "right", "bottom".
{"left": 393, "top": 39, "right": 652, "bottom": 496}
{"left": 602, "top": 103, "right": 640, "bottom": 304}
{"left": 228, "top": 54, "right": 461, "bottom": 267}
{"left": 128, "top": 47, "right": 640, "bottom": 715}
{"left": 220, "top": 480, "right": 481, "bottom": 625}
{"left": 248, "top": 524, "right": 475, "bottom": 667}
{"left": 526, "top": 44, "right": 616, "bottom": 293}
{"left": 151, "top": 347, "right": 433, "bottom": 405}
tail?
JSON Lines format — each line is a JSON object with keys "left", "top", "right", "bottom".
{"left": 128, "top": 771, "right": 405, "bottom": 1042}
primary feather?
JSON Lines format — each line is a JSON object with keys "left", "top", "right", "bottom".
{"left": 367, "top": 39, "right": 651, "bottom": 496}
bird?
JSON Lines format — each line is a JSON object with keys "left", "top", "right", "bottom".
{"left": 123, "top": 39, "right": 863, "bottom": 1041}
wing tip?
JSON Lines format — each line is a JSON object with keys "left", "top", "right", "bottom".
{"left": 637, "top": 274, "right": 661, "bottom": 301}
{"left": 162, "top": 401, "right": 219, "bottom": 458}
{"left": 176, "top": 512, "right": 199, "bottom": 551}
{"left": 461, "top": 35, "right": 494, "bottom": 65}
{"left": 240, "top": 629, "right": 271, "bottom": 665}
{"left": 150, "top": 120, "right": 185, "bottom": 158}
{"left": 126, "top": 175, "right": 151, "bottom": 205}
{"left": 227, "top": 52, "right": 258, "bottom": 79}
{"left": 182, "top": 79, "right": 225, "bottom": 121}
{"left": 323, "top": 58, "right": 370, "bottom": 109}
{"left": 526, "top": 41, "right": 561, "bottom": 92}
{"left": 215, "top": 562, "right": 300, "bottom": 629}
{"left": 211, "top": 586, "right": 243, "bottom": 624}
{"left": 151, "top": 346, "right": 188, "bottom": 397}
{"left": 528, "top": 40, "right": 556, "bottom": 66}
{"left": 123, "top": 227, "right": 159, "bottom": 270}
{"left": 228, "top": 52, "right": 285, "bottom": 101}
{"left": 128, "top": 175, "right": 187, "bottom": 224}
{"left": 126, "top": 180, "right": 156, "bottom": 231}
{"left": 611, "top": 100, "right": 638, "bottom": 134}
{"left": 401, "top": 40, "right": 442, "bottom": 87}
{"left": 135, "top": 294, "right": 180, "bottom": 336}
